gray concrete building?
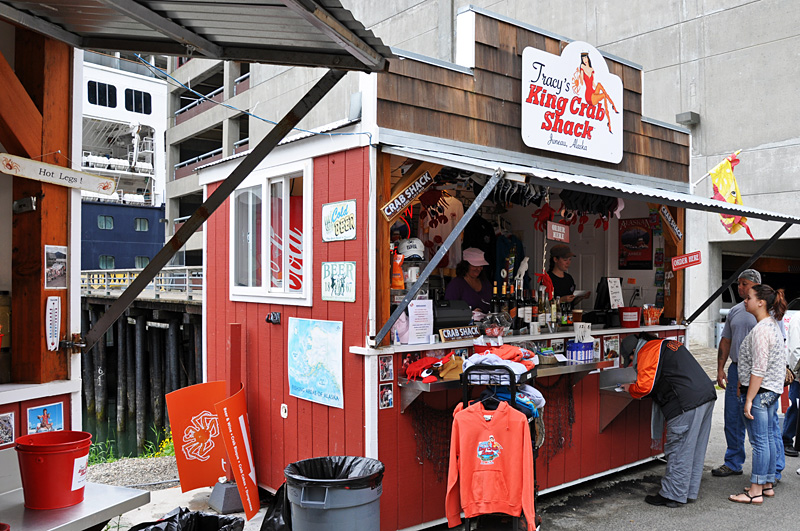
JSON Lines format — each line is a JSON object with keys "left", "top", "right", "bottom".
{"left": 165, "top": 0, "right": 800, "bottom": 345}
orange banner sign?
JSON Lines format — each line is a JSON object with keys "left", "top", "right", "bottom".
{"left": 216, "top": 387, "right": 259, "bottom": 520}
{"left": 166, "top": 381, "right": 228, "bottom": 492}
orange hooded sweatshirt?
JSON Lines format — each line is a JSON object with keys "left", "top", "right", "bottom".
{"left": 445, "top": 401, "right": 536, "bottom": 529}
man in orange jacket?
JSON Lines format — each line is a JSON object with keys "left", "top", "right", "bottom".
{"left": 621, "top": 334, "right": 716, "bottom": 507}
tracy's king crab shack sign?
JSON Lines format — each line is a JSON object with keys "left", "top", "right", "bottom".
{"left": 521, "top": 42, "right": 623, "bottom": 164}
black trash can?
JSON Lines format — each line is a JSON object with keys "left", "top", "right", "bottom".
{"left": 284, "top": 456, "right": 384, "bottom": 530}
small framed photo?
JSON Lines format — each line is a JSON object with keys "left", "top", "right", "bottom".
{"left": 27, "top": 402, "right": 64, "bottom": 434}
{"left": 0, "top": 411, "right": 14, "bottom": 448}
{"left": 550, "top": 338, "right": 565, "bottom": 354}
{"left": 379, "top": 354, "right": 394, "bottom": 382}
{"left": 44, "top": 245, "right": 68, "bottom": 290}
{"left": 379, "top": 383, "right": 394, "bottom": 409}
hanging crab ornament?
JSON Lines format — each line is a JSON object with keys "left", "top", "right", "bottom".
{"left": 577, "top": 213, "right": 590, "bottom": 233}
{"left": 418, "top": 189, "right": 450, "bottom": 228}
{"left": 532, "top": 203, "right": 556, "bottom": 232}
{"left": 534, "top": 271, "right": 554, "bottom": 301}
{"left": 594, "top": 214, "right": 610, "bottom": 231}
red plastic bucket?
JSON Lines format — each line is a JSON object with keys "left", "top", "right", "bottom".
{"left": 619, "top": 307, "right": 641, "bottom": 328}
{"left": 15, "top": 431, "right": 92, "bottom": 509}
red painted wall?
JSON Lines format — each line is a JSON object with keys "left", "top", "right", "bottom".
{"left": 205, "top": 147, "right": 371, "bottom": 490}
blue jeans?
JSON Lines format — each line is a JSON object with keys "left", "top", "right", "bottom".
{"left": 725, "top": 364, "right": 784, "bottom": 479}
{"left": 723, "top": 364, "right": 746, "bottom": 471}
{"left": 743, "top": 391, "right": 779, "bottom": 485}
{"left": 783, "top": 381, "right": 800, "bottom": 447}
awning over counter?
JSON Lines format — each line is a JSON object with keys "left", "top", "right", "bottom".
{"left": 383, "top": 145, "right": 800, "bottom": 225}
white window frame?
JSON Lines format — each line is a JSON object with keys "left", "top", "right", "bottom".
{"left": 229, "top": 159, "right": 313, "bottom": 306}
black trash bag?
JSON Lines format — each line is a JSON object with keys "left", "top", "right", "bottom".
{"left": 284, "top": 456, "right": 384, "bottom": 489}
{"left": 129, "top": 507, "right": 244, "bottom": 531}
{"left": 260, "top": 482, "right": 292, "bottom": 531}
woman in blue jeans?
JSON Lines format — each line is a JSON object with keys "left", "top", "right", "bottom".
{"left": 729, "top": 284, "right": 787, "bottom": 504}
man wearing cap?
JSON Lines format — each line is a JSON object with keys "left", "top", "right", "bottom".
{"left": 547, "top": 245, "right": 590, "bottom": 304}
{"left": 620, "top": 334, "right": 716, "bottom": 507}
{"left": 445, "top": 248, "right": 492, "bottom": 312}
{"left": 712, "top": 269, "right": 785, "bottom": 479}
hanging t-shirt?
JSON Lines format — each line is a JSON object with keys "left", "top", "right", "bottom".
{"left": 419, "top": 196, "right": 464, "bottom": 269}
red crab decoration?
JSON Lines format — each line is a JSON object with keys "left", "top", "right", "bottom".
{"left": 577, "top": 214, "right": 590, "bottom": 233}
{"left": 534, "top": 271, "right": 554, "bottom": 301}
{"left": 418, "top": 189, "right": 450, "bottom": 228}
{"left": 594, "top": 214, "right": 610, "bottom": 231}
{"left": 532, "top": 203, "right": 556, "bottom": 231}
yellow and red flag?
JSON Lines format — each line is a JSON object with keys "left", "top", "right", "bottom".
{"left": 710, "top": 151, "right": 754, "bottom": 240}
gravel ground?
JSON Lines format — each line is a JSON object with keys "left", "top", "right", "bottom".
{"left": 88, "top": 456, "right": 180, "bottom": 491}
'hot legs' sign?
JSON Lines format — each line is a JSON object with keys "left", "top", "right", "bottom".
{"left": 521, "top": 42, "right": 623, "bottom": 164}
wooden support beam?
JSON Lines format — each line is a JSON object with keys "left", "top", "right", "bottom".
{"left": 10, "top": 32, "right": 71, "bottom": 383}
{"left": 390, "top": 161, "right": 442, "bottom": 197}
{"left": 0, "top": 44, "right": 42, "bottom": 157}
{"left": 663, "top": 206, "right": 685, "bottom": 323}
{"left": 376, "top": 150, "right": 391, "bottom": 346}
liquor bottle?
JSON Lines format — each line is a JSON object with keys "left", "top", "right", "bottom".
{"left": 500, "top": 283, "right": 509, "bottom": 314}
{"left": 526, "top": 289, "right": 537, "bottom": 324}
{"left": 515, "top": 286, "right": 526, "bottom": 329}
{"left": 507, "top": 284, "right": 518, "bottom": 327}
{"left": 538, "top": 285, "right": 548, "bottom": 327}
{"left": 523, "top": 288, "right": 534, "bottom": 324}
{"left": 490, "top": 281, "right": 501, "bottom": 314}
{"left": 550, "top": 296, "right": 558, "bottom": 324}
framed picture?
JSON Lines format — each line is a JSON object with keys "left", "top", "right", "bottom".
{"left": 618, "top": 218, "right": 653, "bottom": 270}
{"left": 550, "top": 338, "right": 565, "bottom": 354}
{"left": 379, "top": 383, "right": 394, "bottom": 409}
{"left": 0, "top": 411, "right": 15, "bottom": 448}
{"left": 26, "top": 402, "right": 64, "bottom": 434}
{"left": 379, "top": 354, "right": 394, "bottom": 382}
{"left": 44, "top": 245, "right": 68, "bottom": 289}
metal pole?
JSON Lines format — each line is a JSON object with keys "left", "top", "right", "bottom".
{"left": 83, "top": 68, "right": 348, "bottom": 352}
{"left": 135, "top": 314, "right": 146, "bottom": 455}
{"left": 374, "top": 169, "right": 505, "bottom": 345}
{"left": 684, "top": 222, "right": 792, "bottom": 325}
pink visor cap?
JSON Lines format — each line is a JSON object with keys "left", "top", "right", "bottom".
{"left": 463, "top": 248, "right": 489, "bottom": 267}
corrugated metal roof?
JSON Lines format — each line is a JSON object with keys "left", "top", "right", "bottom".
{"left": 385, "top": 145, "right": 800, "bottom": 225}
{"left": 0, "top": 0, "right": 392, "bottom": 71}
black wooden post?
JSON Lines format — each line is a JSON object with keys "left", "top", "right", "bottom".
{"left": 168, "top": 319, "right": 180, "bottom": 393}
{"left": 193, "top": 318, "right": 202, "bottom": 384}
{"left": 152, "top": 327, "right": 164, "bottom": 434}
{"left": 93, "top": 307, "right": 107, "bottom": 424}
{"left": 135, "top": 314, "right": 146, "bottom": 455}
{"left": 81, "top": 308, "right": 95, "bottom": 416}
{"left": 126, "top": 315, "right": 136, "bottom": 426}
{"left": 116, "top": 315, "right": 126, "bottom": 434}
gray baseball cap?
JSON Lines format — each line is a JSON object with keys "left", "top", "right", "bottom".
{"left": 738, "top": 269, "right": 761, "bottom": 284}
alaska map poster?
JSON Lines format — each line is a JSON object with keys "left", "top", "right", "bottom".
{"left": 288, "top": 318, "right": 344, "bottom": 409}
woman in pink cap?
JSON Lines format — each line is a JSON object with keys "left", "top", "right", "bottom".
{"left": 445, "top": 248, "right": 492, "bottom": 312}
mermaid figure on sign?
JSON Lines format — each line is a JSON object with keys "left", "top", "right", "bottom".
{"left": 572, "top": 52, "right": 619, "bottom": 133}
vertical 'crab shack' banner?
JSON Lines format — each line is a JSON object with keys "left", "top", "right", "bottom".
{"left": 521, "top": 42, "right": 624, "bottom": 164}
{"left": 216, "top": 387, "right": 259, "bottom": 520}
{"left": 165, "top": 381, "right": 228, "bottom": 492}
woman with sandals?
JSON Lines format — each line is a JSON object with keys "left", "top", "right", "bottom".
{"left": 729, "top": 284, "right": 787, "bottom": 504}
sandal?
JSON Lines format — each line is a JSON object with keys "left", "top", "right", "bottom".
{"left": 728, "top": 491, "right": 763, "bottom": 504}
{"left": 745, "top": 486, "right": 774, "bottom": 497}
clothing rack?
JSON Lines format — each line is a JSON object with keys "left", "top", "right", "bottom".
{"left": 458, "top": 364, "right": 539, "bottom": 530}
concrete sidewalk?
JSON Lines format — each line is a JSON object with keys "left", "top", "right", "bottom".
{"left": 114, "top": 343, "right": 799, "bottom": 530}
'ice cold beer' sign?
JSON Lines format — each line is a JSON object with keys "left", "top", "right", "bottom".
{"left": 521, "top": 42, "right": 623, "bottom": 164}
{"left": 322, "top": 200, "right": 356, "bottom": 242}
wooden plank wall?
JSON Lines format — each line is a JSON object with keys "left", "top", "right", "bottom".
{"left": 377, "top": 13, "right": 689, "bottom": 183}
{"left": 205, "top": 147, "right": 370, "bottom": 490}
